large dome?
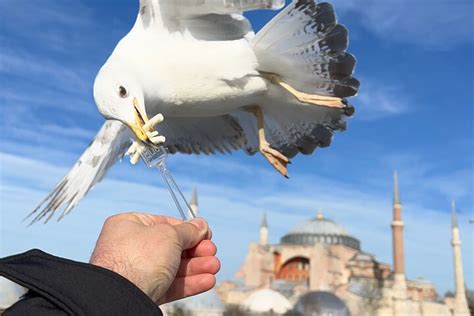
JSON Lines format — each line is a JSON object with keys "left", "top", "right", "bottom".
{"left": 281, "top": 212, "right": 360, "bottom": 250}
{"left": 293, "top": 291, "right": 351, "bottom": 316}
{"left": 243, "top": 289, "right": 292, "bottom": 315}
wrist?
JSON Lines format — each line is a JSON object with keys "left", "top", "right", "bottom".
{"left": 90, "top": 250, "right": 154, "bottom": 298}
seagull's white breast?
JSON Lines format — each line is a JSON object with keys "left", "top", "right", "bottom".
{"left": 114, "top": 27, "right": 267, "bottom": 117}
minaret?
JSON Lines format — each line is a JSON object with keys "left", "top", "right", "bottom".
{"left": 259, "top": 213, "right": 269, "bottom": 246}
{"left": 451, "top": 201, "right": 470, "bottom": 316}
{"left": 189, "top": 187, "right": 198, "bottom": 217}
{"left": 391, "top": 171, "right": 407, "bottom": 297}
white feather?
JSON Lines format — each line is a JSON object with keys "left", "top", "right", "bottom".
{"left": 28, "top": 121, "right": 132, "bottom": 223}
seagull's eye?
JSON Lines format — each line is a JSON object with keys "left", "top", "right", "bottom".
{"left": 118, "top": 86, "right": 128, "bottom": 98}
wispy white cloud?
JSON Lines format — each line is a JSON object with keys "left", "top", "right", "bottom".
{"left": 1, "top": 125, "right": 96, "bottom": 151}
{"left": 377, "top": 153, "right": 473, "bottom": 204}
{"left": 0, "top": 49, "right": 90, "bottom": 93}
{"left": 424, "top": 169, "right": 474, "bottom": 200}
{"left": 0, "top": 0, "right": 110, "bottom": 139}
{"left": 0, "top": 95, "right": 99, "bottom": 157}
{"left": 0, "top": 0, "right": 93, "bottom": 28}
{"left": 0, "top": 0, "right": 115, "bottom": 162}
{"left": 354, "top": 79, "right": 411, "bottom": 120}
{"left": 333, "top": 0, "right": 474, "bottom": 49}
{"left": 0, "top": 0, "right": 98, "bottom": 52}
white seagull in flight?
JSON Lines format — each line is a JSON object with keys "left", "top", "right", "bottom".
{"left": 29, "top": 0, "right": 359, "bottom": 223}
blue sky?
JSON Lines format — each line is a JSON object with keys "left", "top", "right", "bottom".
{"left": 0, "top": 0, "right": 472, "bottom": 296}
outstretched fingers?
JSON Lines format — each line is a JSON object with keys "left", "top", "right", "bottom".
{"left": 177, "top": 256, "right": 221, "bottom": 278}
{"left": 184, "top": 240, "right": 217, "bottom": 258}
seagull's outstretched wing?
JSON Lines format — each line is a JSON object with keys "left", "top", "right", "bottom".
{"left": 154, "top": 107, "right": 346, "bottom": 163}
{"left": 158, "top": 108, "right": 342, "bottom": 161}
{"left": 138, "top": 0, "right": 283, "bottom": 40}
{"left": 158, "top": 115, "right": 247, "bottom": 155}
{"left": 28, "top": 120, "right": 132, "bottom": 224}
{"left": 139, "top": 0, "right": 283, "bottom": 19}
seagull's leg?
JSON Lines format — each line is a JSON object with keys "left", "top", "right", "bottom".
{"left": 246, "top": 105, "right": 290, "bottom": 178}
{"left": 127, "top": 113, "right": 166, "bottom": 165}
{"left": 260, "top": 71, "right": 347, "bottom": 109}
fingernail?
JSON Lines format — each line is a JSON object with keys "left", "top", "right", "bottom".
{"left": 191, "top": 218, "right": 206, "bottom": 230}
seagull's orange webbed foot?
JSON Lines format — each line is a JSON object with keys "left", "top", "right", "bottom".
{"left": 260, "top": 142, "right": 290, "bottom": 178}
{"left": 261, "top": 71, "right": 353, "bottom": 113}
{"left": 246, "top": 105, "right": 291, "bottom": 178}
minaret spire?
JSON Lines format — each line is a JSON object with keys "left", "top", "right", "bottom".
{"left": 391, "top": 171, "right": 407, "bottom": 297}
{"left": 451, "top": 200, "right": 459, "bottom": 228}
{"left": 451, "top": 201, "right": 469, "bottom": 316}
{"left": 259, "top": 213, "right": 269, "bottom": 246}
{"left": 189, "top": 187, "right": 199, "bottom": 217}
{"left": 393, "top": 170, "right": 401, "bottom": 205}
{"left": 261, "top": 212, "right": 268, "bottom": 228}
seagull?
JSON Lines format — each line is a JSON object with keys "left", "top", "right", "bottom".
{"left": 29, "top": 0, "right": 359, "bottom": 224}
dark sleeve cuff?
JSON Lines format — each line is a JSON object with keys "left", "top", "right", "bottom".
{"left": 0, "top": 249, "right": 162, "bottom": 316}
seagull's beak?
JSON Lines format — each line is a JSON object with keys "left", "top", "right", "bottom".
{"left": 128, "top": 97, "right": 149, "bottom": 142}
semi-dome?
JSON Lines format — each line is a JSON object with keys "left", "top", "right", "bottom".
{"left": 243, "top": 288, "right": 292, "bottom": 314}
{"left": 281, "top": 211, "right": 360, "bottom": 250}
{"left": 293, "top": 291, "right": 351, "bottom": 316}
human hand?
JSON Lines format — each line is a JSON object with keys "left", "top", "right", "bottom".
{"left": 89, "top": 212, "right": 220, "bottom": 304}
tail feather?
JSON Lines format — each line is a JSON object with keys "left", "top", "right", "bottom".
{"left": 253, "top": 0, "right": 359, "bottom": 98}
{"left": 235, "top": 0, "right": 358, "bottom": 163}
{"left": 254, "top": 2, "right": 336, "bottom": 51}
{"left": 315, "top": 23, "right": 349, "bottom": 53}
{"left": 303, "top": 76, "right": 360, "bottom": 99}
{"left": 292, "top": 52, "right": 355, "bottom": 80}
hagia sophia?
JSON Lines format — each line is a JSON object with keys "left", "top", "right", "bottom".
{"left": 163, "top": 173, "right": 471, "bottom": 316}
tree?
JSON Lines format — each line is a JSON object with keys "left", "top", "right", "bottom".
{"left": 166, "top": 304, "right": 192, "bottom": 316}
{"left": 357, "top": 281, "right": 383, "bottom": 316}
{"left": 224, "top": 304, "right": 247, "bottom": 316}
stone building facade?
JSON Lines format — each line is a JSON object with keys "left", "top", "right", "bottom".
{"left": 217, "top": 173, "right": 468, "bottom": 315}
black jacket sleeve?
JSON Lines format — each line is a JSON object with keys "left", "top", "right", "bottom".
{"left": 0, "top": 249, "right": 162, "bottom": 316}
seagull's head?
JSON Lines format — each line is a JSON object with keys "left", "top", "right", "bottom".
{"left": 93, "top": 65, "right": 150, "bottom": 142}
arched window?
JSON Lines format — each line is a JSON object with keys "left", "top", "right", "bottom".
{"left": 277, "top": 257, "right": 310, "bottom": 283}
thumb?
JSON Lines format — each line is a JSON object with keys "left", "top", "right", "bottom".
{"left": 173, "top": 218, "right": 209, "bottom": 250}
